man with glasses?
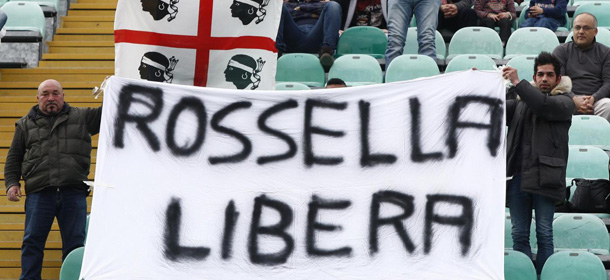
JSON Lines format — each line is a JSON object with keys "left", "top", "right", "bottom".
{"left": 553, "top": 13, "right": 610, "bottom": 122}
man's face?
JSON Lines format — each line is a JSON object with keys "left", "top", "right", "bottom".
{"left": 533, "top": 64, "right": 560, "bottom": 93}
{"left": 572, "top": 14, "right": 598, "bottom": 49}
{"left": 37, "top": 80, "right": 65, "bottom": 115}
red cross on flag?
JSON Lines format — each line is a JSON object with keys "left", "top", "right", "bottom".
{"left": 114, "top": 0, "right": 281, "bottom": 90}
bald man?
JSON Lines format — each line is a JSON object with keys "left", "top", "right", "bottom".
{"left": 4, "top": 79, "right": 102, "bottom": 280}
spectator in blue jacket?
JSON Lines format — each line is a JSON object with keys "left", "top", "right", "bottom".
{"left": 520, "top": 0, "right": 567, "bottom": 31}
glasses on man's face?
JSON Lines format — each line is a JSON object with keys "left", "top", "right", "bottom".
{"left": 573, "top": 25, "right": 595, "bottom": 32}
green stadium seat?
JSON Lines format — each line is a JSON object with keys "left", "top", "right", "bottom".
{"left": 553, "top": 214, "right": 610, "bottom": 254}
{"left": 447, "top": 27, "right": 503, "bottom": 59}
{"left": 567, "top": 146, "right": 610, "bottom": 179}
{"left": 17, "top": 0, "right": 60, "bottom": 9}
{"left": 504, "top": 28, "right": 559, "bottom": 59}
{"left": 507, "top": 55, "right": 536, "bottom": 82}
{"left": 565, "top": 27, "right": 610, "bottom": 47}
{"left": 328, "top": 54, "right": 383, "bottom": 86}
{"left": 403, "top": 27, "right": 446, "bottom": 60}
{"left": 521, "top": 1, "right": 530, "bottom": 6}
{"left": 572, "top": 0, "right": 610, "bottom": 5}
{"left": 0, "top": 1, "right": 46, "bottom": 37}
{"left": 445, "top": 54, "right": 496, "bottom": 72}
{"left": 275, "top": 82, "right": 310, "bottom": 91}
{"left": 385, "top": 54, "right": 440, "bottom": 82}
{"left": 59, "top": 247, "right": 85, "bottom": 280}
{"left": 569, "top": 115, "right": 610, "bottom": 148}
{"left": 540, "top": 251, "right": 606, "bottom": 280}
{"left": 504, "top": 250, "right": 537, "bottom": 280}
{"left": 573, "top": 2, "right": 610, "bottom": 28}
{"left": 276, "top": 53, "right": 325, "bottom": 87}
{"left": 336, "top": 26, "right": 387, "bottom": 59}
{"left": 0, "top": 0, "right": 7, "bottom": 6}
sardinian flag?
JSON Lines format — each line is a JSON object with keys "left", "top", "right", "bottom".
{"left": 114, "top": 0, "right": 281, "bottom": 90}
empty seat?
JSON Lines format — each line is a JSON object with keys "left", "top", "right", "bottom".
{"left": 444, "top": 54, "right": 497, "bottom": 72}
{"left": 275, "top": 82, "right": 310, "bottom": 91}
{"left": 507, "top": 55, "right": 536, "bottom": 82}
{"left": 504, "top": 28, "right": 559, "bottom": 59}
{"left": 385, "top": 54, "right": 439, "bottom": 82}
{"left": 328, "top": 54, "right": 383, "bottom": 86}
{"left": 276, "top": 53, "right": 325, "bottom": 87}
{"left": 573, "top": 2, "right": 610, "bottom": 28}
{"left": 553, "top": 214, "right": 610, "bottom": 254}
{"left": 59, "top": 247, "right": 85, "bottom": 280}
{"left": 0, "top": 1, "right": 45, "bottom": 37}
{"left": 447, "top": 27, "right": 503, "bottom": 59}
{"left": 18, "top": 0, "right": 60, "bottom": 9}
{"left": 566, "top": 146, "right": 609, "bottom": 179}
{"left": 403, "top": 27, "right": 447, "bottom": 60}
{"left": 569, "top": 115, "right": 610, "bottom": 148}
{"left": 504, "top": 250, "right": 537, "bottom": 280}
{"left": 540, "top": 251, "right": 606, "bottom": 280}
{"left": 336, "top": 26, "right": 387, "bottom": 59}
{"left": 565, "top": 27, "right": 610, "bottom": 47}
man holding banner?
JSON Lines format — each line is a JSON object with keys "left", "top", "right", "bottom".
{"left": 503, "top": 52, "right": 574, "bottom": 274}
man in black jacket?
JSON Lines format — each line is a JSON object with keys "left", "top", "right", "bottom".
{"left": 502, "top": 52, "right": 574, "bottom": 274}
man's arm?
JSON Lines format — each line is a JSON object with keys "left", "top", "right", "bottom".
{"left": 5, "top": 125, "right": 25, "bottom": 200}
{"left": 85, "top": 106, "right": 103, "bottom": 135}
{"left": 453, "top": 0, "right": 473, "bottom": 11}
{"left": 541, "top": 0, "right": 567, "bottom": 20}
{"left": 514, "top": 80, "right": 574, "bottom": 121}
{"left": 591, "top": 50, "right": 610, "bottom": 102}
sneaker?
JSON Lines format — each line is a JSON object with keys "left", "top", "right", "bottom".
{"left": 319, "top": 46, "right": 334, "bottom": 72}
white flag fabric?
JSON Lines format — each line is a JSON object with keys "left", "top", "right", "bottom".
{"left": 81, "top": 71, "right": 506, "bottom": 280}
{"left": 114, "top": 0, "right": 281, "bottom": 90}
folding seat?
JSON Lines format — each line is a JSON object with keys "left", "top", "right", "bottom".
{"left": 504, "top": 28, "right": 560, "bottom": 59}
{"left": 0, "top": 1, "right": 46, "bottom": 67}
{"left": 447, "top": 27, "right": 504, "bottom": 60}
{"left": 276, "top": 53, "right": 325, "bottom": 87}
{"left": 572, "top": 0, "right": 610, "bottom": 5}
{"left": 444, "top": 54, "right": 496, "bottom": 72}
{"left": 553, "top": 214, "right": 610, "bottom": 254}
{"left": 328, "top": 54, "right": 383, "bottom": 86}
{"left": 336, "top": 26, "right": 387, "bottom": 59}
{"left": 275, "top": 82, "right": 310, "bottom": 91}
{"left": 59, "top": 247, "right": 85, "bottom": 280}
{"left": 385, "top": 54, "right": 439, "bottom": 82}
{"left": 403, "top": 27, "right": 447, "bottom": 60}
{"left": 504, "top": 250, "right": 537, "bottom": 280}
{"left": 507, "top": 55, "right": 536, "bottom": 82}
{"left": 573, "top": 2, "right": 610, "bottom": 28}
{"left": 540, "top": 251, "right": 606, "bottom": 280}
{"left": 565, "top": 27, "right": 610, "bottom": 47}
{"left": 0, "top": 2, "right": 45, "bottom": 37}
{"left": 569, "top": 115, "right": 610, "bottom": 148}
{"left": 566, "top": 146, "right": 609, "bottom": 179}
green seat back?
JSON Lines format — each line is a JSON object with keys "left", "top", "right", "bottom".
{"left": 59, "top": 247, "right": 85, "bottom": 280}
{"left": 504, "top": 28, "right": 559, "bottom": 59}
{"left": 540, "top": 251, "right": 607, "bottom": 280}
{"left": 553, "top": 214, "right": 610, "bottom": 254}
{"left": 504, "top": 250, "right": 537, "bottom": 280}
{"left": 569, "top": 115, "right": 610, "bottom": 148}
{"left": 403, "top": 27, "right": 446, "bottom": 59}
{"left": 276, "top": 53, "right": 325, "bottom": 88}
{"left": 507, "top": 55, "right": 536, "bottom": 82}
{"left": 567, "top": 146, "right": 609, "bottom": 179}
{"left": 0, "top": 0, "right": 8, "bottom": 6}
{"left": 565, "top": 27, "right": 610, "bottom": 47}
{"left": 447, "top": 27, "right": 503, "bottom": 59}
{"left": 385, "top": 54, "right": 439, "bottom": 82}
{"left": 445, "top": 54, "right": 497, "bottom": 72}
{"left": 275, "top": 82, "right": 310, "bottom": 91}
{"left": 574, "top": 2, "right": 610, "bottom": 28}
{"left": 0, "top": 1, "right": 45, "bottom": 37}
{"left": 336, "top": 26, "right": 387, "bottom": 59}
{"left": 328, "top": 54, "right": 383, "bottom": 86}
{"left": 17, "top": 0, "right": 60, "bottom": 9}
{"left": 573, "top": 0, "right": 610, "bottom": 5}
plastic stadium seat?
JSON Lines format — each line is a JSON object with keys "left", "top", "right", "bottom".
{"left": 275, "top": 82, "right": 310, "bottom": 91}
{"left": 0, "top": 1, "right": 45, "bottom": 37}
{"left": 572, "top": 0, "right": 610, "bottom": 5}
{"left": 385, "top": 54, "right": 439, "bottom": 82}
{"left": 553, "top": 214, "right": 610, "bottom": 254}
{"left": 504, "top": 250, "right": 537, "bottom": 280}
{"left": 18, "top": 0, "right": 60, "bottom": 9}
{"left": 565, "top": 27, "right": 610, "bottom": 47}
{"left": 447, "top": 27, "right": 504, "bottom": 59}
{"left": 0, "top": 0, "right": 7, "bottom": 6}
{"left": 540, "top": 251, "right": 606, "bottom": 280}
{"left": 567, "top": 146, "right": 610, "bottom": 179}
{"left": 569, "top": 115, "right": 610, "bottom": 148}
{"left": 507, "top": 55, "right": 536, "bottom": 82}
{"left": 504, "top": 28, "right": 559, "bottom": 59}
{"left": 573, "top": 2, "right": 610, "bottom": 28}
{"left": 444, "top": 54, "right": 497, "bottom": 72}
{"left": 328, "top": 54, "right": 383, "bottom": 86}
{"left": 276, "top": 53, "right": 325, "bottom": 87}
{"left": 59, "top": 247, "right": 85, "bottom": 280}
{"left": 403, "top": 27, "right": 446, "bottom": 60}
{"left": 336, "top": 26, "right": 387, "bottom": 59}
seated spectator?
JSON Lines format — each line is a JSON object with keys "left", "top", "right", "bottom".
{"left": 340, "top": 0, "right": 388, "bottom": 31}
{"left": 475, "top": 0, "right": 516, "bottom": 46}
{"left": 276, "top": 0, "right": 342, "bottom": 71}
{"left": 326, "top": 78, "right": 347, "bottom": 88}
{"left": 520, "top": 0, "right": 567, "bottom": 31}
{"left": 438, "top": 0, "right": 478, "bottom": 33}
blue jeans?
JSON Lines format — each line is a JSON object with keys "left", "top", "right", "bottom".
{"left": 507, "top": 174, "right": 555, "bottom": 274}
{"left": 385, "top": 0, "right": 440, "bottom": 65}
{"left": 21, "top": 187, "right": 88, "bottom": 280}
{"left": 275, "top": 2, "right": 342, "bottom": 53}
{"left": 520, "top": 17, "right": 560, "bottom": 32}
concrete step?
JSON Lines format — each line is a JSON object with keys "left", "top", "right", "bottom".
{"left": 47, "top": 41, "right": 114, "bottom": 47}
{"left": 60, "top": 16, "right": 115, "bottom": 22}
{"left": 55, "top": 28, "right": 114, "bottom": 35}
{"left": 52, "top": 34, "right": 114, "bottom": 41}
{"left": 67, "top": 10, "right": 116, "bottom": 17}
{"left": 70, "top": 3, "right": 117, "bottom": 9}
{"left": 38, "top": 61, "right": 114, "bottom": 68}
{"left": 42, "top": 53, "right": 114, "bottom": 61}
{"left": 61, "top": 21, "right": 114, "bottom": 29}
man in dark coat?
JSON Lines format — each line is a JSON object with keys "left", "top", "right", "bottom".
{"left": 502, "top": 52, "right": 574, "bottom": 274}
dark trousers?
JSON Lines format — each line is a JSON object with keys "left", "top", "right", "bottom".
{"left": 480, "top": 17, "right": 513, "bottom": 44}
{"left": 438, "top": 8, "right": 478, "bottom": 32}
{"left": 21, "top": 187, "right": 87, "bottom": 280}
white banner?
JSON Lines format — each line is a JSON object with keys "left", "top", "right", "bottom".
{"left": 114, "top": 0, "right": 281, "bottom": 89}
{"left": 81, "top": 71, "right": 506, "bottom": 280}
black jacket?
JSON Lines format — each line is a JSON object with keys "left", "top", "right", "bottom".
{"left": 506, "top": 77, "right": 574, "bottom": 201}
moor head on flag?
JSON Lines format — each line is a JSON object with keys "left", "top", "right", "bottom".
{"left": 139, "top": 52, "right": 179, "bottom": 83}
{"left": 230, "top": 0, "right": 270, "bottom": 25}
{"left": 140, "top": 0, "right": 179, "bottom": 21}
{"left": 224, "top": 54, "right": 265, "bottom": 90}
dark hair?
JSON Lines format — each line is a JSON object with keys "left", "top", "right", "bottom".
{"left": 534, "top": 52, "right": 561, "bottom": 77}
{"left": 326, "top": 78, "right": 346, "bottom": 86}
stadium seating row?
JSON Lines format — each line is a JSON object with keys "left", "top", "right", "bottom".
{"left": 505, "top": 250, "right": 607, "bottom": 280}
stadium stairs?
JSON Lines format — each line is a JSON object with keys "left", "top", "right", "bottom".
{"left": 0, "top": 0, "right": 113, "bottom": 278}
